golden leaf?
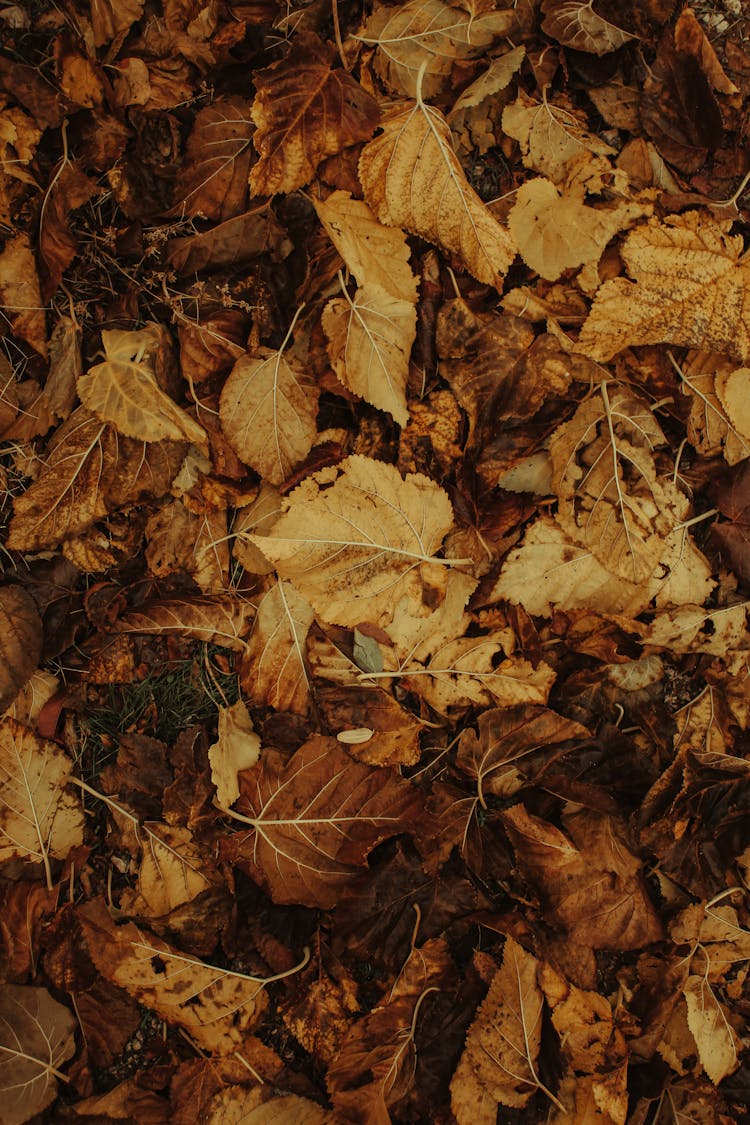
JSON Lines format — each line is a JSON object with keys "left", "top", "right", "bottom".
{"left": 208, "top": 700, "right": 261, "bottom": 810}
{"left": 322, "top": 280, "right": 416, "bottom": 426}
{"left": 577, "top": 213, "right": 750, "bottom": 363}
{"left": 508, "top": 177, "right": 650, "bottom": 281}
{"left": 248, "top": 455, "right": 455, "bottom": 628}
{"left": 115, "top": 595, "right": 254, "bottom": 650}
{"left": 240, "top": 580, "right": 315, "bottom": 715}
{"left": 313, "top": 190, "right": 418, "bottom": 303}
{"left": 78, "top": 325, "right": 208, "bottom": 450}
{"left": 502, "top": 90, "right": 616, "bottom": 185}
{"left": 232, "top": 483, "right": 282, "bottom": 575}
{"left": 683, "top": 975, "right": 740, "bottom": 1085}
{"left": 206, "top": 1088, "right": 334, "bottom": 1125}
{"left": 359, "top": 84, "right": 516, "bottom": 287}
{"left": 0, "top": 717, "right": 84, "bottom": 889}
{"left": 448, "top": 46, "right": 525, "bottom": 156}
{"left": 219, "top": 330, "right": 319, "bottom": 487}
{"left": 118, "top": 822, "right": 212, "bottom": 920}
{"left": 359, "top": 0, "right": 517, "bottom": 99}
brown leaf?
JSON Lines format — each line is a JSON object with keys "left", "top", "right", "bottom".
{"left": 0, "top": 58, "right": 65, "bottom": 129}
{"left": 448, "top": 47, "right": 526, "bottom": 157}
{"left": 38, "top": 160, "right": 98, "bottom": 300}
{"left": 208, "top": 700, "right": 261, "bottom": 810}
{"left": 250, "top": 33, "right": 379, "bottom": 196}
{"left": 0, "top": 985, "right": 76, "bottom": 1125}
{"left": 226, "top": 735, "right": 422, "bottom": 908}
{"left": 240, "top": 580, "right": 315, "bottom": 715}
{"left": 205, "top": 1088, "right": 334, "bottom": 1124}
{"left": 674, "top": 7, "right": 739, "bottom": 95}
{"left": 115, "top": 595, "right": 254, "bottom": 650}
{"left": 541, "top": 0, "right": 638, "bottom": 55}
{"left": 0, "top": 585, "right": 43, "bottom": 713}
{"left": 0, "top": 233, "right": 47, "bottom": 357}
{"left": 164, "top": 205, "right": 291, "bottom": 274}
{"left": 359, "top": 96, "right": 516, "bottom": 287}
{"left": 641, "top": 36, "right": 723, "bottom": 173}
{"left": 712, "top": 459, "right": 750, "bottom": 584}
{"left": 90, "top": 0, "right": 144, "bottom": 48}
{"left": 502, "top": 805, "right": 663, "bottom": 950}
{"left": 169, "top": 97, "right": 254, "bottom": 222}
{"left": 7, "top": 407, "right": 184, "bottom": 551}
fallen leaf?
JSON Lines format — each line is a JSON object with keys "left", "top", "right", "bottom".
{"left": 240, "top": 580, "right": 315, "bottom": 715}
{"left": 448, "top": 47, "right": 525, "bottom": 156}
{"left": 115, "top": 595, "right": 254, "bottom": 650}
{"left": 0, "top": 717, "right": 84, "bottom": 888}
{"left": 219, "top": 340, "right": 320, "bottom": 486}
{"left": 502, "top": 90, "right": 616, "bottom": 185}
{"left": 0, "top": 586, "right": 43, "bottom": 713}
{"left": 118, "top": 822, "right": 212, "bottom": 920}
{"left": 226, "top": 735, "right": 422, "bottom": 908}
{"left": 78, "top": 325, "right": 209, "bottom": 449}
{"left": 90, "top": 0, "right": 144, "bottom": 47}
{"left": 360, "top": 93, "right": 516, "bottom": 287}
{"left": 674, "top": 7, "right": 739, "bottom": 96}
{"left": 169, "top": 97, "right": 254, "bottom": 221}
{"left": 206, "top": 1087, "right": 335, "bottom": 1124}
{"left": 683, "top": 974, "right": 740, "bottom": 1085}
{"left": 209, "top": 700, "right": 261, "bottom": 810}
{"left": 0, "top": 985, "right": 76, "bottom": 1125}
{"left": 541, "top": 0, "right": 637, "bottom": 55}
{"left": 232, "top": 482, "right": 282, "bottom": 575}
{"left": 577, "top": 213, "right": 750, "bottom": 363}
{"left": 359, "top": 0, "right": 517, "bottom": 99}
{"left": 641, "top": 37, "right": 722, "bottom": 174}
{"left": 165, "top": 206, "right": 291, "bottom": 274}
{"left": 681, "top": 351, "right": 750, "bottom": 465}
{"left": 0, "top": 233, "right": 47, "bottom": 357}
{"left": 248, "top": 455, "right": 456, "bottom": 628}
{"left": 322, "top": 280, "right": 416, "bottom": 425}
{"left": 38, "top": 160, "right": 98, "bottom": 300}
{"left": 250, "top": 33, "right": 379, "bottom": 196}
{"left": 712, "top": 458, "right": 750, "bottom": 583}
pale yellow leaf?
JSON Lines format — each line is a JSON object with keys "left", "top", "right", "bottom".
{"left": 0, "top": 717, "right": 84, "bottom": 887}
{"left": 78, "top": 326, "right": 209, "bottom": 449}
{"left": 208, "top": 700, "right": 261, "bottom": 810}
{"left": 502, "top": 91, "right": 616, "bottom": 185}
{"left": 360, "top": 95, "right": 516, "bottom": 287}
{"left": 240, "top": 581, "right": 314, "bottom": 715}
{"left": 715, "top": 366, "right": 750, "bottom": 440}
{"left": 402, "top": 640, "right": 555, "bottom": 714}
{"left": 359, "top": 0, "right": 517, "bottom": 99}
{"left": 683, "top": 975, "right": 740, "bottom": 1085}
{"left": 248, "top": 455, "right": 455, "bottom": 627}
{"left": 313, "top": 191, "right": 418, "bottom": 303}
{"left": 322, "top": 281, "right": 415, "bottom": 426}
{"left": 682, "top": 351, "right": 750, "bottom": 465}
{"left": 646, "top": 603, "right": 749, "bottom": 656}
{"left": 577, "top": 213, "right": 750, "bottom": 363}
{"left": 508, "top": 177, "right": 650, "bottom": 281}
{"left": 219, "top": 346, "right": 319, "bottom": 485}
{"left": 119, "top": 823, "right": 211, "bottom": 919}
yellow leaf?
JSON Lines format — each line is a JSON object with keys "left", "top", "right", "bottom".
{"left": 448, "top": 46, "right": 525, "bottom": 156}
{"left": 208, "top": 700, "right": 261, "bottom": 810}
{"left": 119, "top": 823, "right": 211, "bottom": 919}
{"left": 206, "top": 1088, "right": 335, "bottom": 1125}
{"left": 502, "top": 90, "right": 616, "bottom": 185}
{"left": 360, "top": 86, "right": 516, "bottom": 287}
{"left": 248, "top": 455, "right": 456, "bottom": 628}
{"left": 322, "top": 281, "right": 416, "bottom": 426}
{"left": 508, "top": 177, "right": 650, "bottom": 281}
{"left": 683, "top": 974, "right": 740, "bottom": 1085}
{"left": 240, "top": 581, "right": 314, "bottom": 715}
{"left": 219, "top": 342, "right": 319, "bottom": 487}
{"left": 314, "top": 190, "right": 417, "bottom": 303}
{"left": 577, "top": 213, "right": 750, "bottom": 363}
{"left": 681, "top": 351, "right": 750, "bottom": 465}
{"left": 78, "top": 326, "right": 209, "bottom": 449}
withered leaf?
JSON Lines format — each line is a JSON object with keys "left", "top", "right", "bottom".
{"left": 448, "top": 47, "right": 526, "bottom": 156}
{"left": 577, "top": 213, "right": 750, "bottom": 363}
{"left": 219, "top": 343, "right": 320, "bottom": 486}
{"left": 641, "top": 37, "right": 722, "bottom": 174}
{"left": 360, "top": 95, "right": 516, "bottom": 287}
{"left": 541, "top": 0, "right": 637, "bottom": 55}
{"left": 0, "top": 585, "right": 43, "bottom": 713}
{"left": 240, "top": 580, "right": 315, "bottom": 715}
{"left": 0, "top": 233, "right": 47, "bottom": 358}
{"left": 7, "top": 407, "right": 184, "bottom": 551}
{"left": 0, "top": 985, "right": 76, "bottom": 1125}
{"left": 502, "top": 90, "right": 616, "bottom": 185}
{"left": 683, "top": 974, "right": 740, "bottom": 1085}
{"left": 250, "top": 33, "right": 379, "bottom": 196}
{"left": 90, "top": 0, "right": 144, "bottom": 48}
{"left": 712, "top": 458, "right": 750, "bottom": 584}
{"left": 248, "top": 455, "right": 455, "bottom": 628}
{"left": 164, "top": 206, "right": 291, "bottom": 274}
{"left": 206, "top": 1088, "right": 334, "bottom": 1124}
{"left": 208, "top": 700, "right": 261, "bottom": 811}
{"left": 38, "top": 160, "right": 98, "bottom": 300}
{"left": 170, "top": 97, "right": 254, "bottom": 222}
{"left": 227, "top": 735, "right": 422, "bottom": 908}
{"left": 115, "top": 595, "right": 254, "bottom": 651}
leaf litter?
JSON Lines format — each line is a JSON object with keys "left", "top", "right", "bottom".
{"left": 0, "top": 1, "right": 749, "bottom": 1121}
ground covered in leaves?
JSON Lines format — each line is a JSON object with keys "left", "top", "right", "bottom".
{"left": 1, "top": 0, "right": 750, "bottom": 1122}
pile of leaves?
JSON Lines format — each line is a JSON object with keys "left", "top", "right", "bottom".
{"left": 1, "top": 0, "right": 749, "bottom": 1121}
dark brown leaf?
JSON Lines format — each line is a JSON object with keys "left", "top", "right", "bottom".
{"left": 0, "top": 585, "right": 43, "bottom": 712}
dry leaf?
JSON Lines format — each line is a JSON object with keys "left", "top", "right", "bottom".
{"left": 208, "top": 700, "right": 261, "bottom": 810}
{"left": 206, "top": 1088, "right": 334, "bottom": 1125}
{"left": 359, "top": 0, "right": 517, "bottom": 99}
{"left": 451, "top": 937, "right": 555, "bottom": 1120}
{"left": 232, "top": 483, "right": 282, "bottom": 574}
{"left": 314, "top": 190, "right": 418, "bottom": 303}
{"left": 508, "top": 177, "right": 650, "bottom": 281}
{"left": 683, "top": 975, "right": 740, "bottom": 1085}
{"left": 541, "top": 0, "right": 637, "bottom": 55}
{"left": 118, "top": 822, "right": 212, "bottom": 920}
{"left": 0, "top": 233, "right": 47, "bottom": 358}
{"left": 322, "top": 280, "right": 416, "bottom": 425}
{"left": 219, "top": 343, "right": 319, "bottom": 486}
{"left": 227, "top": 735, "right": 422, "bottom": 908}
{"left": 248, "top": 455, "right": 455, "bottom": 627}
{"left": 90, "top": 0, "right": 144, "bottom": 47}
{"left": 77, "top": 898, "right": 270, "bottom": 1054}
{"left": 250, "top": 33, "right": 379, "bottom": 196}
{"left": 115, "top": 595, "right": 254, "bottom": 650}
{"left": 0, "top": 586, "right": 43, "bottom": 713}
{"left": 78, "top": 326, "right": 209, "bottom": 450}
{"left": 38, "top": 160, "right": 98, "bottom": 300}
{"left": 240, "top": 580, "right": 314, "bottom": 715}
{"left": 0, "top": 985, "right": 76, "bottom": 1125}
{"left": 360, "top": 93, "right": 516, "bottom": 287}
{"left": 169, "top": 97, "right": 254, "bottom": 222}
{"left": 681, "top": 351, "right": 750, "bottom": 465}
{"left": 577, "top": 213, "right": 750, "bottom": 363}
{"left": 502, "top": 90, "right": 616, "bottom": 185}
{"left": 0, "top": 717, "right": 84, "bottom": 888}
{"left": 448, "top": 47, "right": 525, "bottom": 156}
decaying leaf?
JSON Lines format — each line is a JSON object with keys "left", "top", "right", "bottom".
{"left": 683, "top": 974, "right": 740, "bottom": 1085}
{"left": 115, "top": 595, "right": 254, "bottom": 650}
{"left": 248, "top": 455, "right": 456, "bottom": 627}
{"left": 360, "top": 92, "right": 516, "bottom": 287}
{"left": 541, "top": 0, "right": 637, "bottom": 55}
{"left": 226, "top": 735, "right": 422, "bottom": 908}
{"left": 118, "top": 821, "right": 212, "bottom": 920}
{"left": 78, "top": 326, "right": 209, "bottom": 449}
{"left": 359, "top": 0, "right": 517, "bottom": 99}
{"left": 250, "top": 33, "right": 379, "bottom": 196}
{"left": 0, "top": 717, "right": 84, "bottom": 888}
{"left": 502, "top": 90, "right": 616, "bottom": 185}
{"left": 0, "top": 586, "right": 43, "bottom": 713}
{"left": 448, "top": 47, "right": 525, "bottom": 155}
{"left": 0, "top": 985, "right": 76, "bottom": 1125}
{"left": 0, "top": 233, "right": 47, "bottom": 358}
{"left": 169, "top": 97, "right": 254, "bottom": 222}
{"left": 208, "top": 700, "right": 261, "bottom": 810}
{"left": 240, "top": 580, "right": 314, "bottom": 715}
{"left": 577, "top": 213, "right": 750, "bottom": 363}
